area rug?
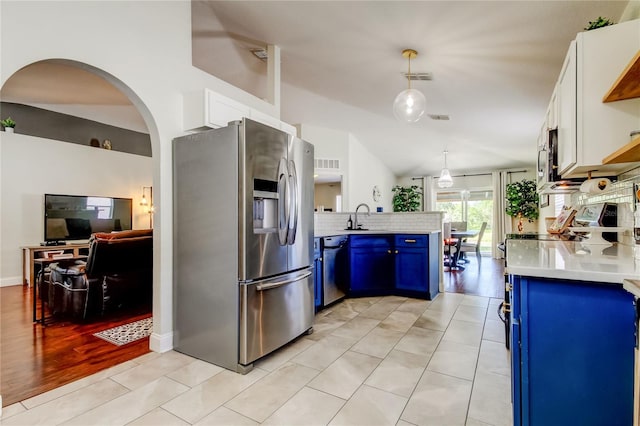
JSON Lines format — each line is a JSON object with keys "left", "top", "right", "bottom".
{"left": 93, "top": 317, "right": 153, "bottom": 346}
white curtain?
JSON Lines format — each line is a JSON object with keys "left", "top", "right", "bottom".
{"left": 492, "top": 171, "right": 512, "bottom": 258}
{"left": 423, "top": 176, "right": 436, "bottom": 211}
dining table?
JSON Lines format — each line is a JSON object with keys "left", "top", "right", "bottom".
{"left": 449, "top": 229, "right": 479, "bottom": 270}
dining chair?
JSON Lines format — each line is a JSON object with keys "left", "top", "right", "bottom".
{"left": 459, "top": 221, "right": 487, "bottom": 264}
{"left": 443, "top": 222, "right": 460, "bottom": 269}
{"left": 450, "top": 221, "right": 467, "bottom": 231}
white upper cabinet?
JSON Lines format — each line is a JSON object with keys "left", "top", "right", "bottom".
{"left": 556, "top": 19, "right": 640, "bottom": 178}
{"left": 183, "top": 89, "right": 297, "bottom": 137}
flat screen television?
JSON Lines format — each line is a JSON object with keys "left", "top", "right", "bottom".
{"left": 44, "top": 194, "right": 133, "bottom": 242}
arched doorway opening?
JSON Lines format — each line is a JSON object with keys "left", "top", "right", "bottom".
{"left": 0, "top": 58, "right": 161, "bottom": 406}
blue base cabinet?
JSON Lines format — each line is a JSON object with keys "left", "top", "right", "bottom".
{"left": 313, "top": 238, "right": 322, "bottom": 311}
{"left": 509, "top": 275, "right": 635, "bottom": 426}
{"left": 349, "top": 235, "right": 393, "bottom": 295}
{"left": 349, "top": 234, "right": 438, "bottom": 300}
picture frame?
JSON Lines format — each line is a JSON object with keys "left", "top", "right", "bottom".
{"left": 548, "top": 205, "right": 577, "bottom": 234}
{"left": 540, "top": 193, "right": 550, "bottom": 208}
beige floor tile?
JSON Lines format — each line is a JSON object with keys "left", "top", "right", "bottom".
{"left": 61, "top": 376, "right": 189, "bottom": 426}
{"left": 413, "top": 309, "right": 454, "bottom": 331}
{"left": 379, "top": 310, "right": 420, "bottom": 333}
{"left": 306, "top": 315, "right": 347, "bottom": 341}
{"left": 465, "top": 417, "right": 495, "bottom": 425}
{"left": 427, "top": 340, "right": 479, "bottom": 381}
{"left": 166, "top": 359, "right": 224, "bottom": 387}
{"left": 20, "top": 360, "right": 138, "bottom": 409}
{"left": 1, "top": 379, "right": 129, "bottom": 426}
{"left": 307, "top": 351, "right": 381, "bottom": 400}
{"left": 0, "top": 403, "right": 26, "bottom": 419}
{"left": 467, "top": 369, "right": 512, "bottom": 426}
{"left": 329, "top": 385, "right": 407, "bottom": 426}
{"left": 396, "top": 420, "right": 418, "bottom": 426}
{"left": 394, "top": 326, "right": 443, "bottom": 357}
{"left": 341, "top": 297, "right": 380, "bottom": 313}
{"left": 331, "top": 316, "right": 380, "bottom": 340}
{"left": 128, "top": 407, "right": 190, "bottom": 425}
{"left": 453, "top": 305, "right": 487, "bottom": 324}
{"left": 443, "top": 319, "right": 484, "bottom": 347}
{"left": 460, "top": 295, "right": 490, "bottom": 307}
{"left": 365, "top": 349, "right": 430, "bottom": 397}
{"left": 476, "top": 340, "right": 510, "bottom": 377}
{"left": 254, "top": 336, "right": 316, "bottom": 372}
{"left": 161, "top": 368, "right": 268, "bottom": 424}
{"left": 401, "top": 371, "right": 472, "bottom": 426}
{"left": 292, "top": 334, "right": 357, "bottom": 370}
{"left": 396, "top": 298, "right": 431, "bottom": 315}
{"left": 359, "top": 299, "right": 406, "bottom": 320}
{"left": 110, "top": 351, "right": 196, "bottom": 390}
{"left": 194, "top": 407, "right": 259, "bottom": 426}
{"left": 351, "top": 326, "right": 404, "bottom": 358}
{"left": 262, "top": 386, "right": 346, "bottom": 425}
{"left": 428, "top": 293, "right": 464, "bottom": 312}
{"left": 482, "top": 318, "right": 506, "bottom": 344}
{"left": 224, "top": 362, "right": 320, "bottom": 423}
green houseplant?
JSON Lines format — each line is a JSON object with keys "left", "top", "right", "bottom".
{"left": 1, "top": 117, "right": 16, "bottom": 132}
{"left": 392, "top": 185, "right": 422, "bottom": 212}
{"left": 584, "top": 17, "right": 614, "bottom": 31}
{"left": 505, "top": 179, "right": 539, "bottom": 232}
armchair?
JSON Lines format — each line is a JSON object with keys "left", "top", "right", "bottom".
{"left": 48, "top": 229, "right": 153, "bottom": 319}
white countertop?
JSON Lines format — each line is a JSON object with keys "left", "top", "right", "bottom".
{"left": 315, "top": 230, "right": 441, "bottom": 238}
{"left": 506, "top": 239, "right": 640, "bottom": 284}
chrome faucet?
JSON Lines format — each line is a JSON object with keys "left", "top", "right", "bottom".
{"left": 354, "top": 203, "right": 371, "bottom": 229}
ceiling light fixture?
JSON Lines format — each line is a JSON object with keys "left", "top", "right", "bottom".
{"left": 438, "top": 150, "right": 453, "bottom": 188}
{"left": 393, "top": 49, "right": 426, "bottom": 123}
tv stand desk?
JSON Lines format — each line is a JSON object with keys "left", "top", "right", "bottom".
{"left": 22, "top": 243, "right": 90, "bottom": 287}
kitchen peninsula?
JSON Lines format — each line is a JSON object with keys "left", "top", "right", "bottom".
{"left": 506, "top": 238, "right": 638, "bottom": 425}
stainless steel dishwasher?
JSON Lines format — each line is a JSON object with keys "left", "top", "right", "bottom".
{"left": 322, "top": 235, "right": 349, "bottom": 307}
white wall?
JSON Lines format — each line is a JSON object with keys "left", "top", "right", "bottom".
{"left": 0, "top": 133, "right": 152, "bottom": 286}
{"left": 1, "top": 1, "right": 279, "bottom": 353}
{"left": 347, "top": 134, "right": 396, "bottom": 212}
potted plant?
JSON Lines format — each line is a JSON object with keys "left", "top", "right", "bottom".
{"left": 392, "top": 185, "right": 422, "bottom": 212}
{"left": 584, "top": 17, "right": 614, "bottom": 31}
{"left": 505, "top": 179, "right": 539, "bottom": 233}
{"left": 1, "top": 117, "right": 16, "bottom": 133}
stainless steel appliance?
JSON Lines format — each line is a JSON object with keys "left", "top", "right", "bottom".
{"left": 537, "top": 128, "right": 583, "bottom": 194}
{"left": 172, "top": 119, "right": 315, "bottom": 373}
{"left": 321, "top": 235, "right": 348, "bottom": 307}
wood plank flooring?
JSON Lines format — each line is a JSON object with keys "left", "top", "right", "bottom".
{"left": 1, "top": 285, "right": 150, "bottom": 407}
{"left": 1, "top": 257, "right": 504, "bottom": 408}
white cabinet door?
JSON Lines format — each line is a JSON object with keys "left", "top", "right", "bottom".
{"left": 557, "top": 41, "right": 577, "bottom": 176}
{"left": 183, "top": 89, "right": 250, "bottom": 131}
{"left": 249, "top": 109, "right": 282, "bottom": 130}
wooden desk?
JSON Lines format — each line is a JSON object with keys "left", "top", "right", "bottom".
{"left": 22, "top": 243, "right": 89, "bottom": 287}
{"left": 33, "top": 256, "right": 87, "bottom": 324}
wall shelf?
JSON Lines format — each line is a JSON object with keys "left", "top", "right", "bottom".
{"left": 602, "top": 136, "right": 640, "bottom": 164}
{"left": 603, "top": 50, "right": 640, "bottom": 102}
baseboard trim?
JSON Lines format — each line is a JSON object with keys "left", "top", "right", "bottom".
{"left": 149, "top": 331, "right": 173, "bottom": 353}
{"left": 1, "top": 277, "right": 23, "bottom": 287}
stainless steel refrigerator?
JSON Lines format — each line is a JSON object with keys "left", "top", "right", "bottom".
{"left": 172, "top": 118, "right": 314, "bottom": 373}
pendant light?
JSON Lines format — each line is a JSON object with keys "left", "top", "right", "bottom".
{"left": 438, "top": 150, "right": 453, "bottom": 188}
{"left": 393, "top": 49, "right": 426, "bottom": 123}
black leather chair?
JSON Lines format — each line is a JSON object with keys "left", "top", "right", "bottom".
{"left": 48, "top": 229, "right": 153, "bottom": 319}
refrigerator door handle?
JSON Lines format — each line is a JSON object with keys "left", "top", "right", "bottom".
{"left": 287, "top": 160, "right": 299, "bottom": 245}
{"left": 255, "top": 270, "right": 312, "bottom": 291}
{"left": 277, "top": 158, "right": 289, "bottom": 245}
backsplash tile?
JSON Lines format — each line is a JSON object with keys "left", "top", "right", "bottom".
{"left": 315, "top": 212, "right": 443, "bottom": 235}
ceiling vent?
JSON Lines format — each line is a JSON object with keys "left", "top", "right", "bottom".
{"left": 315, "top": 158, "right": 340, "bottom": 170}
{"left": 250, "top": 48, "right": 268, "bottom": 62}
{"left": 428, "top": 114, "right": 450, "bottom": 121}
{"left": 403, "top": 72, "right": 433, "bottom": 81}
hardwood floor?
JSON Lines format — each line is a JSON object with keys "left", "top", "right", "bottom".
{"left": 1, "top": 257, "right": 504, "bottom": 409}
{"left": 443, "top": 256, "right": 505, "bottom": 299}
{"left": 0, "top": 284, "right": 150, "bottom": 407}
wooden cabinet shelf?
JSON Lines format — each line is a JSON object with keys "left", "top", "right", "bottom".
{"left": 603, "top": 50, "right": 640, "bottom": 102}
{"left": 602, "top": 136, "right": 640, "bottom": 164}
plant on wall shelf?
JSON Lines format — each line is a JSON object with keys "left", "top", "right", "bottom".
{"left": 1, "top": 117, "right": 16, "bottom": 129}
{"left": 584, "top": 17, "right": 614, "bottom": 31}
{"left": 505, "top": 179, "right": 539, "bottom": 232}
{"left": 392, "top": 185, "right": 422, "bottom": 212}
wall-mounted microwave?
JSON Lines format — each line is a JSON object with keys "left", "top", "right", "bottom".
{"left": 537, "top": 128, "right": 583, "bottom": 194}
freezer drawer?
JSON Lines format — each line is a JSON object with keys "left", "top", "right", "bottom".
{"left": 239, "top": 268, "right": 314, "bottom": 365}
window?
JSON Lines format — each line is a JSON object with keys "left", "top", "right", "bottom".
{"left": 436, "top": 189, "right": 493, "bottom": 254}
{"left": 86, "top": 197, "right": 113, "bottom": 219}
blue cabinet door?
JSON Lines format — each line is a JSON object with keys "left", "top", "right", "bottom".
{"left": 511, "top": 275, "right": 635, "bottom": 426}
{"left": 395, "top": 247, "right": 427, "bottom": 292}
{"left": 349, "top": 236, "right": 393, "bottom": 295}
{"left": 313, "top": 238, "right": 322, "bottom": 311}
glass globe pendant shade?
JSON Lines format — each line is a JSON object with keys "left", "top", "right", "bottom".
{"left": 438, "top": 168, "right": 453, "bottom": 188}
{"left": 393, "top": 88, "right": 426, "bottom": 123}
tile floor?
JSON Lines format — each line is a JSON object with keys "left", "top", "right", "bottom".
{"left": 1, "top": 293, "right": 512, "bottom": 426}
